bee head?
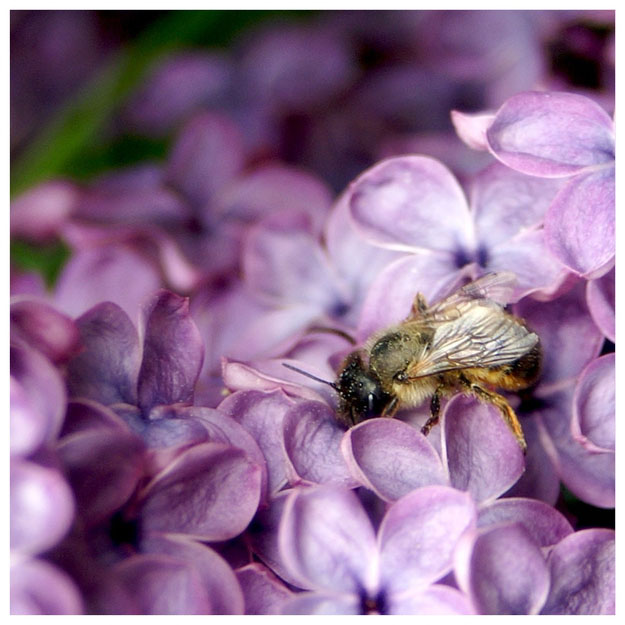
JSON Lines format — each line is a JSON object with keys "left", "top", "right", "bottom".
{"left": 336, "top": 351, "right": 394, "bottom": 424}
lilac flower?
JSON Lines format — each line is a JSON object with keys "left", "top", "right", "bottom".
{"left": 276, "top": 484, "right": 477, "bottom": 614}
{"left": 453, "top": 91, "right": 615, "bottom": 279}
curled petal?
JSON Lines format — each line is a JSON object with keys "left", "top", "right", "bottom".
{"left": 542, "top": 529, "right": 615, "bottom": 615}
{"left": 235, "top": 563, "right": 294, "bottom": 615}
{"left": 586, "top": 267, "right": 614, "bottom": 341}
{"left": 455, "top": 523, "right": 549, "bottom": 614}
{"left": 342, "top": 418, "right": 448, "bottom": 501}
{"left": 138, "top": 290, "right": 204, "bottom": 412}
{"left": 486, "top": 91, "right": 614, "bottom": 177}
{"left": 67, "top": 302, "right": 140, "bottom": 406}
{"left": 279, "top": 486, "right": 379, "bottom": 594}
{"left": 379, "top": 486, "right": 476, "bottom": 594}
{"left": 10, "top": 459, "right": 75, "bottom": 555}
{"left": 451, "top": 109, "right": 494, "bottom": 151}
{"left": 10, "top": 558, "right": 83, "bottom": 615}
{"left": 140, "top": 443, "right": 261, "bottom": 541}
{"left": 544, "top": 167, "right": 615, "bottom": 278}
{"left": 443, "top": 396, "right": 525, "bottom": 503}
{"left": 478, "top": 498, "right": 573, "bottom": 547}
{"left": 572, "top": 353, "right": 614, "bottom": 452}
{"left": 349, "top": 155, "right": 473, "bottom": 253}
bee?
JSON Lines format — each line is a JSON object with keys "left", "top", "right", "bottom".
{"left": 285, "top": 272, "right": 541, "bottom": 452}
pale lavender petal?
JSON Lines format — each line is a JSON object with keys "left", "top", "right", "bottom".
{"left": 486, "top": 91, "right": 614, "bottom": 176}
{"left": 280, "top": 592, "right": 360, "bottom": 615}
{"left": 279, "top": 486, "right": 379, "bottom": 594}
{"left": 112, "top": 553, "right": 211, "bottom": 614}
{"left": 282, "top": 401, "right": 356, "bottom": 488}
{"left": 140, "top": 534, "right": 244, "bottom": 614}
{"left": 11, "top": 180, "right": 79, "bottom": 240}
{"left": 242, "top": 210, "right": 348, "bottom": 312}
{"left": 572, "top": 354, "right": 614, "bottom": 452}
{"left": 216, "top": 163, "right": 333, "bottom": 233}
{"left": 10, "top": 558, "right": 83, "bottom": 615}
{"left": 66, "top": 302, "right": 140, "bottom": 406}
{"left": 542, "top": 529, "right": 615, "bottom": 615}
{"left": 443, "top": 396, "right": 525, "bottom": 502}
{"left": 349, "top": 155, "right": 473, "bottom": 253}
{"left": 10, "top": 343, "right": 66, "bottom": 451}
{"left": 451, "top": 110, "right": 494, "bottom": 151}
{"left": 140, "top": 443, "right": 261, "bottom": 541}
{"left": 537, "top": 385, "right": 614, "bottom": 508}
{"left": 219, "top": 389, "right": 297, "bottom": 495}
{"left": 10, "top": 298, "right": 80, "bottom": 364}
{"left": 165, "top": 111, "right": 245, "bottom": 208}
{"left": 356, "top": 253, "right": 460, "bottom": 339}
{"left": 470, "top": 162, "right": 564, "bottom": 249}
{"left": 487, "top": 228, "right": 570, "bottom": 299}
{"left": 478, "top": 498, "right": 573, "bottom": 546}
{"left": 58, "top": 427, "right": 144, "bottom": 526}
{"left": 342, "top": 419, "right": 448, "bottom": 501}
{"left": 455, "top": 524, "right": 549, "bottom": 614}
{"left": 235, "top": 563, "right": 294, "bottom": 615}
{"left": 515, "top": 280, "right": 603, "bottom": 387}
{"left": 586, "top": 267, "right": 614, "bottom": 340}
{"left": 379, "top": 486, "right": 476, "bottom": 594}
{"left": 544, "top": 167, "right": 615, "bottom": 278}
{"left": 10, "top": 459, "right": 74, "bottom": 555}
{"left": 142, "top": 416, "right": 210, "bottom": 454}
{"left": 138, "top": 291, "right": 204, "bottom": 412}
{"left": 53, "top": 244, "right": 161, "bottom": 320}
{"left": 390, "top": 584, "right": 476, "bottom": 615}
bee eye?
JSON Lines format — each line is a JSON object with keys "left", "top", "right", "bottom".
{"left": 395, "top": 372, "right": 407, "bottom": 382}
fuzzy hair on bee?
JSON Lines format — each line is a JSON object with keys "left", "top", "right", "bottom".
{"left": 284, "top": 272, "right": 541, "bottom": 453}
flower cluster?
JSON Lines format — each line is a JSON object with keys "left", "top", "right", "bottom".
{"left": 11, "top": 10, "right": 614, "bottom": 616}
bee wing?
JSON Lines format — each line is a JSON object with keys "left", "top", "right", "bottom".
{"left": 412, "top": 272, "right": 518, "bottom": 323}
{"left": 405, "top": 301, "right": 538, "bottom": 378}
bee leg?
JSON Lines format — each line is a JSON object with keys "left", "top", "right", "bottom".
{"left": 463, "top": 380, "right": 527, "bottom": 454}
{"left": 409, "top": 293, "right": 429, "bottom": 319}
{"left": 420, "top": 387, "right": 443, "bottom": 437}
{"left": 381, "top": 396, "right": 399, "bottom": 417}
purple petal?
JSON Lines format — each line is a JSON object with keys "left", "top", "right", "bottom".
{"left": 349, "top": 155, "right": 473, "bottom": 253}
{"left": 451, "top": 110, "right": 494, "bottom": 151}
{"left": 471, "top": 162, "right": 564, "bottom": 249}
{"left": 10, "top": 558, "right": 83, "bottom": 615}
{"left": 537, "top": 385, "right": 614, "bottom": 509}
{"left": 342, "top": 418, "right": 448, "bottom": 501}
{"left": 455, "top": 524, "right": 549, "bottom": 614}
{"left": 280, "top": 592, "right": 360, "bottom": 615}
{"left": 242, "top": 210, "right": 348, "bottom": 312}
{"left": 443, "top": 396, "right": 525, "bottom": 502}
{"left": 10, "top": 459, "right": 74, "bottom": 555}
{"left": 66, "top": 302, "right": 140, "bottom": 406}
{"left": 10, "top": 343, "right": 66, "bottom": 453}
{"left": 138, "top": 290, "right": 204, "bottom": 412}
{"left": 140, "top": 443, "right": 261, "bottom": 541}
{"left": 486, "top": 91, "right": 614, "bottom": 177}
{"left": 542, "top": 529, "right": 615, "bottom": 615}
{"left": 544, "top": 167, "right": 615, "bottom": 278}
{"left": 53, "top": 244, "right": 161, "bottom": 320}
{"left": 112, "top": 553, "right": 212, "bottom": 614}
{"left": 10, "top": 180, "right": 78, "bottom": 240}
{"left": 165, "top": 111, "right": 245, "bottom": 209}
{"left": 140, "top": 534, "right": 244, "bottom": 614}
{"left": 10, "top": 297, "right": 80, "bottom": 364}
{"left": 379, "top": 486, "right": 477, "bottom": 594}
{"left": 282, "top": 401, "right": 356, "bottom": 488}
{"left": 61, "top": 399, "right": 134, "bottom": 437}
{"left": 219, "top": 389, "right": 296, "bottom": 495}
{"left": 235, "top": 563, "right": 294, "bottom": 615}
{"left": 515, "top": 280, "right": 603, "bottom": 387}
{"left": 58, "top": 427, "right": 144, "bottom": 526}
{"left": 390, "top": 584, "right": 476, "bottom": 615}
{"left": 478, "top": 498, "right": 573, "bottom": 547}
{"left": 279, "top": 486, "right": 379, "bottom": 594}
{"left": 572, "top": 354, "right": 614, "bottom": 452}
{"left": 586, "top": 267, "right": 614, "bottom": 340}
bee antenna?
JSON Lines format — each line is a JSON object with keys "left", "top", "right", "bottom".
{"left": 282, "top": 362, "right": 338, "bottom": 389}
